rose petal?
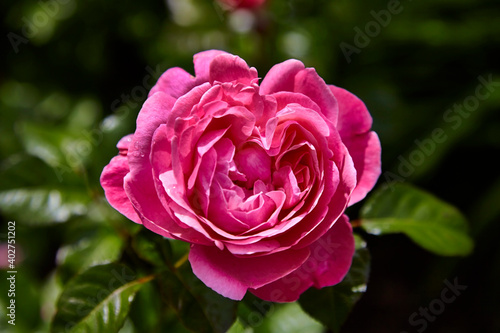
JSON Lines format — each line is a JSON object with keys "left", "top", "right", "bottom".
{"left": 260, "top": 59, "right": 305, "bottom": 94}
{"left": 148, "top": 67, "right": 197, "bottom": 98}
{"left": 330, "top": 85, "right": 372, "bottom": 137}
{"left": 330, "top": 85, "right": 381, "bottom": 205}
{"left": 344, "top": 132, "right": 381, "bottom": 205}
{"left": 189, "top": 244, "right": 311, "bottom": 300}
{"left": 229, "top": 193, "right": 276, "bottom": 228}
{"left": 234, "top": 144, "right": 272, "bottom": 186}
{"left": 293, "top": 68, "right": 339, "bottom": 125}
{"left": 116, "top": 134, "right": 134, "bottom": 153}
{"left": 277, "top": 104, "right": 330, "bottom": 138}
{"left": 100, "top": 153, "right": 141, "bottom": 224}
{"left": 193, "top": 50, "right": 232, "bottom": 82}
{"left": 249, "top": 214, "right": 354, "bottom": 302}
{"left": 292, "top": 135, "right": 357, "bottom": 248}
{"left": 111, "top": 92, "right": 175, "bottom": 229}
{"left": 209, "top": 54, "right": 258, "bottom": 85}
{"left": 150, "top": 125, "right": 213, "bottom": 244}
{"left": 272, "top": 91, "right": 321, "bottom": 114}
{"left": 261, "top": 61, "right": 338, "bottom": 125}
{"left": 166, "top": 83, "right": 212, "bottom": 139}
{"left": 124, "top": 92, "right": 210, "bottom": 244}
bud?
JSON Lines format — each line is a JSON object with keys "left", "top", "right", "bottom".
{"left": 217, "top": 0, "right": 267, "bottom": 10}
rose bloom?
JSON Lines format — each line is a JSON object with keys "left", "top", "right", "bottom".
{"left": 217, "top": 0, "right": 267, "bottom": 10}
{"left": 101, "top": 50, "right": 381, "bottom": 302}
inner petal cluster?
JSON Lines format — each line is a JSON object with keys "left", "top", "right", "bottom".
{"left": 154, "top": 80, "right": 331, "bottom": 250}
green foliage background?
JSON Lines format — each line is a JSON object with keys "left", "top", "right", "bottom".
{"left": 1, "top": 0, "right": 499, "bottom": 332}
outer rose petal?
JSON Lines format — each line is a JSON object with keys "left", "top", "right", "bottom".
{"left": 250, "top": 215, "right": 354, "bottom": 302}
{"left": 261, "top": 60, "right": 338, "bottom": 124}
{"left": 260, "top": 59, "right": 305, "bottom": 95}
{"left": 209, "top": 54, "right": 258, "bottom": 85}
{"left": 100, "top": 153, "right": 141, "bottom": 224}
{"left": 150, "top": 50, "right": 235, "bottom": 99}
{"left": 330, "top": 85, "right": 381, "bottom": 205}
{"left": 330, "top": 85, "right": 372, "bottom": 138}
{"left": 189, "top": 245, "right": 311, "bottom": 300}
{"left": 193, "top": 50, "right": 231, "bottom": 82}
{"left": 343, "top": 132, "right": 381, "bottom": 205}
{"left": 293, "top": 68, "right": 339, "bottom": 124}
{"left": 125, "top": 92, "right": 209, "bottom": 242}
{"left": 148, "top": 67, "right": 197, "bottom": 99}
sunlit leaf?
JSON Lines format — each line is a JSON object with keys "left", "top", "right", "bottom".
{"left": 40, "top": 272, "right": 63, "bottom": 326}
{"left": 260, "top": 303, "right": 324, "bottom": 333}
{"left": 18, "top": 121, "right": 71, "bottom": 169}
{"left": 0, "top": 188, "right": 90, "bottom": 224}
{"left": 229, "top": 302, "right": 324, "bottom": 333}
{"left": 360, "top": 183, "right": 474, "bottom": 256}
{"left": 51, "top": 263, "right": 153, "bottom": 333}
{"left": 56, "top": 227, "right": 124, "bottom": 283}
{"left": 18, "top": 121, "right": 98, "bottom": 178}
{"left": 226, "top": 318, "right": 253, "bottom": 333}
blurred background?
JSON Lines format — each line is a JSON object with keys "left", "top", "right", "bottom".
{"left": 1, "top": 0, "right": 499, "bottom": 332}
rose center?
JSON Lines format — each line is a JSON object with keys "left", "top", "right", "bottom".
{"left": 233, "top": 144, "right": 272, "bottom": 189}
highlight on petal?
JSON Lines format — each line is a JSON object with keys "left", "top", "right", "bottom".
{"left": 233, "top": 144, "right": 272, "bottom": 186}
{"left": 116, "top": 134, "right": 134, "bottom": 153}
{"left": 209, "top": 54, "right": 258, "bottom": 85}
{"left": 293, "top": 68, "right": 339, "bottom": 125}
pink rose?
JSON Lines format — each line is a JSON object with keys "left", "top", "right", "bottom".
{"left": 101, "top": 50, "right": 381, "bottom": 302}
{"left": 217, "top": 0, "right": 267, "bottom": 10}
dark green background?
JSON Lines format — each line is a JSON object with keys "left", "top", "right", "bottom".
{"left": 1, "top": 0, "right": 499, "bottom": 332}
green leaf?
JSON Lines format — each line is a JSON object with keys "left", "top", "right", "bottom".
{"left": 238, "top": 293, "right": 274, "bottom": 328}
{"left": 128, "top": 277, "right": 163, "bottom": 333}
{"left": 56, "top": 227, "right": 124, "bottom": 283}
{"left": 17, "top": 121, "right": 101, "bottom": 182}
{"left": 40, "top": 272, "right": 63, "bottom": 326}
{"left": 18, "top": 121, "right": 73, "bottom": 169}
{"left": 66, "top": 98, "right": 101, "bottom": 131}
{"left": 226, "top": 318, "right": 251, "bottom": 333}
{"left": 262, "top": 303, "right": 324, "bottom": 333}
{"left": 158, "top": 263, "right": 237, "bottom": 333}
{"left": 360, "top": 183, "right": 474, "bottom": 256}
{"left": 0, "top": 155, "right": 59, "bottom": 190}
{"left": 51, "top": 263, "right": 153, "bottom": 333}
{"left": 298, "top": 235, "right": 370, "bottom": 333}
{"left": 235, "top": 303, "right": 323, "bottom": 333}
{"left": 0, "top": 187, "right": 90, "bottom": 224}
{"left": 131, "top": 229, "right": 173, "bottom": 268}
